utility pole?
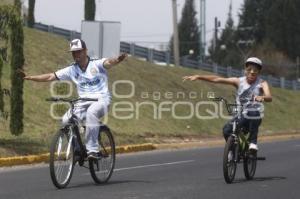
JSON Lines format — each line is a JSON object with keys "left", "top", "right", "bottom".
{"left": 213, "top": 17, "right": 220, "bottom": 51}
{"left": 172, "top": 0, "right": 180, "bottom": 66}
{"left": 297, "top": 56, "right": 300, "bottom": 81}
{"left": 199, "top": 0, "right": 206, "bottom": 62}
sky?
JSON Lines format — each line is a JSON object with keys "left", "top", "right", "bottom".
{"left": 22, "top": 0, "right": 244, "bottom": 51}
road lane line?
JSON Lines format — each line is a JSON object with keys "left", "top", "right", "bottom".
{"left": 114, "top": 160, "right": 195, "bottom": 172}
{"left": 83, "top": 160, "right": 195, "bottom": 176}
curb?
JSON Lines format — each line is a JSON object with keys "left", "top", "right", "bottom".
{"left": 115, "top": 143, "right": 156, "bottom": 153}
{"left": 153, "top": 133, "right": 300, "bottom": 150}
{"left": 0, "top": 143, "right": 156, "bottom": 167}
{"left": 0, "top": 153, "right": 49, "bottom": 167}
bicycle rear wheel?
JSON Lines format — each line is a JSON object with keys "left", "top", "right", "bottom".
{"left": 223, "top": 136, "right": 238, "bottom": 184}
{"left": 89, "top": 126, "right": 116, "bottom": 184}
{"left": 243, "top": 152, "right": 257, "bottom": 180}
{"left": 49, "top": 128, "right": 75, "bottom": 189}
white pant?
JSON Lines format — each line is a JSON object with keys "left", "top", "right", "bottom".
{"left": 62, "top": 98, "right": 110, "bottom": 152}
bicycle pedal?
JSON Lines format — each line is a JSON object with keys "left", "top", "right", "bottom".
{"left": 87, "top": 155, "right": 101, "bottom": 161}
{"left": 257, "top": 157, "right": 266, "bottom": 161}
{"left": 78, "top": 160, "right": 85, "bottom": 166}
{"left": 102, "top": 153, "right": 109, "bottom": 158}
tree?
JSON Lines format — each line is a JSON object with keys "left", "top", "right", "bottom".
{"left": 0, "top": 58, "right": 3, "bottom": 112}
{"left": 0, "top": 13, "right": 8, "bottom": 113}
{"left": 28, "top": 0, "right": 35, "bottom": 27}
{"left": 208, "top": 1, "right": 241, "bottom": 68}
{"left": 0, "top": 5, "right": 25, "bottom": 135}
{"left": 10, "top": 13, "right": 25, "bottom": 135}
{"left": 207, "top": 0, "right": 300, "bottom": 76}
{"left": 265, "top": 0, "right": 300, "bottom": 60}
{"left": 237, "top": 0, "right": 271, "bottom": 44}
{"left": 14, "top": 0, "right": 21, "bottom": 15}
{"left": 85, "top": 0, "right": 96, "bottom": 21}
{"left": 169, "top": 0, "right": 200, "bottom": 60}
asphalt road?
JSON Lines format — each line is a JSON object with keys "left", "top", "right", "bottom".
{"left": 0, "top": 139, "right": 299, "bottom": 199}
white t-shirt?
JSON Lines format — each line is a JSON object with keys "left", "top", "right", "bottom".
{"left": 54, "top": 57, "right": 111, "bottom": 100}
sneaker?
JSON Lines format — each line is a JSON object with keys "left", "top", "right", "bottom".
{"left": 87, "top": 152, "right": 99, "bottom": 160}
{"left": 249, "top": 143, "right": 259, "bottom": 151}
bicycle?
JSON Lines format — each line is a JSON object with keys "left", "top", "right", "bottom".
{"left": 209, "top": 96, "right": 266, "bottom": 184}
{"left": 46, "top": 97, "right": 116, "bottom": 189}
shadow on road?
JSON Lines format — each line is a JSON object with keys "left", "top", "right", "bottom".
{"left": 65, "top": 179, "right": 152, "bottom": 190}
{"left": 234, "top": 176, "right": 286, "bottom": 184}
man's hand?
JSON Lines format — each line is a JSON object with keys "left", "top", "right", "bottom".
{"left": 104, "top": 53, "right": 128, "bottom": 69}
{"left": 182, "top": 75, "right": 199, "bottom": 82}
{"left": 253, "top": 96, "right": 264, "bottom": 102}
{"left": 17, "top": 69, "right": 29, "bottom": 80}
{"left": 117, "top": 53, "right": 128, "bottom": 63}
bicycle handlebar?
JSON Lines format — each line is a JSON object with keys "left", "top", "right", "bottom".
{"left": 208, "top": 96, "right": 234, "bottom": 105}
{"left": 209, "top": 97, "right": 226, "bottom": 102}
{"left": 208, "top": 96, "right": 241, "bottom": 115}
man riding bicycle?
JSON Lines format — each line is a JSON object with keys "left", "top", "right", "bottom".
{"left": 183, "top": 57, "right": 272, "bottom": 151}
{"left": 21, "top": 38, "right": 127, "bottom": 159}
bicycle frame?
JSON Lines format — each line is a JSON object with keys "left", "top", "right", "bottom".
{"left": 209, "top": 96, "right": 265, "bottom": 183}
{"left": 47, "top": 97, "right": 99, "bottom": 159}
{"left": 47, "top": 97, "right": 116, "bottom": 188}
{"left": 231, "top": 113, "right": 252, "bottom": 160}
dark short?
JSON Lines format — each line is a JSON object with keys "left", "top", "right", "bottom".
{"left": 223, "top": 111, "right": 262, "bottom": 144}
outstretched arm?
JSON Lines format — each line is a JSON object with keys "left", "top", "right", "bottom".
{"left": 103, "top": 53, "right": 127, "bottom": 69}
{"left": 19, "top": 70, "right": 56, "bottom": 82}
{"left": 182, "top": 75, "right": 239, "bottom": 88}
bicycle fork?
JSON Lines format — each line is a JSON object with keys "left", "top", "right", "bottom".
{"left": 231, "top": 135, "right": 239, "bottom": 163}
{"left": 66, "top": 133, "right": 74, "bottom": 160}
{"left": 231, "top": 121, "right": 239, "bottom": 163}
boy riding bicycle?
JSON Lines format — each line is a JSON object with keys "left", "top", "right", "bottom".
{"left": 183, "top": 57, "right": 272, "bottom": 151}
{"left": 21, "top": 39, "right": 127, "bottom": 159}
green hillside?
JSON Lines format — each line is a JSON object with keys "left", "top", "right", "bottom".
{"left": 0, "top": 0, "right": 13, "bottom": 6}
{"left": 0, "top": 27, "right": 299, "bottom": 156}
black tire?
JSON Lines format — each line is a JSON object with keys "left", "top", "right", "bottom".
{"left": 243, "top": 152, "right": 257, "bottom": 180}
{"left": 49, "top": 129, "right": 75, "bottom": 189}
{"left": 89, "top": 126, "right": 116, "bottom": 184}
{"left": 223, "top": 136, "right": 238, "bottom": 184}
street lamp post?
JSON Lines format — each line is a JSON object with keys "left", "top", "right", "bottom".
{"left": 199, "top": 0, "right": 206, "bottom": 62}
{"left": 172, "top": 0, "right": 180, "bottom": 67}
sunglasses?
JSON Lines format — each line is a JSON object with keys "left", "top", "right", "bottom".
{"left": 245, "top": 67, "right": 260, "bottom": 74}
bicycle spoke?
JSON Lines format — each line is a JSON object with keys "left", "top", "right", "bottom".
{"left": 50, "top": 130, "right": 75, "bottom": 189}
{"left": 89, "top": 127, "right": 115, "bottom": 184}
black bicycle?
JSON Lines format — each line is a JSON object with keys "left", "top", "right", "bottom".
{"left": 46, "top": 97, "right": 116, "bottom": 189}
{"left": 210, "top": 96, "right": 266, "bottom": 184}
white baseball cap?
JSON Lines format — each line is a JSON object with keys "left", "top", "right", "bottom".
{"left": 69, "top": 39, "right": 86, "bottom": 52}
{"left": 245, "top": 57, "right": 263, "bottom": 69}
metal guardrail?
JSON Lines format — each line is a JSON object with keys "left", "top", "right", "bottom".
{"left": 31, "top": 22, "right": 300, "bottom": 91}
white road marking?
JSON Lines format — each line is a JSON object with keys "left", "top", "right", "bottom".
{"left": 83, "top": 160, "right": 195, "bottom": 176}
{"left": 114, "top": 160, "right": 195, "bottom": 172}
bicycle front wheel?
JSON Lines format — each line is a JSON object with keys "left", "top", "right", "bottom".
{"left": 49, "top": 128, "right": 75, "bottom": 189}
{"left": 243, "top": 152, "right": 257, "bottom": 180}
{"left": 223, "top": 136, "right": 238, "bottom": 184}
{"left": 89, "top": 126, "right": 116, "bottom": 184}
